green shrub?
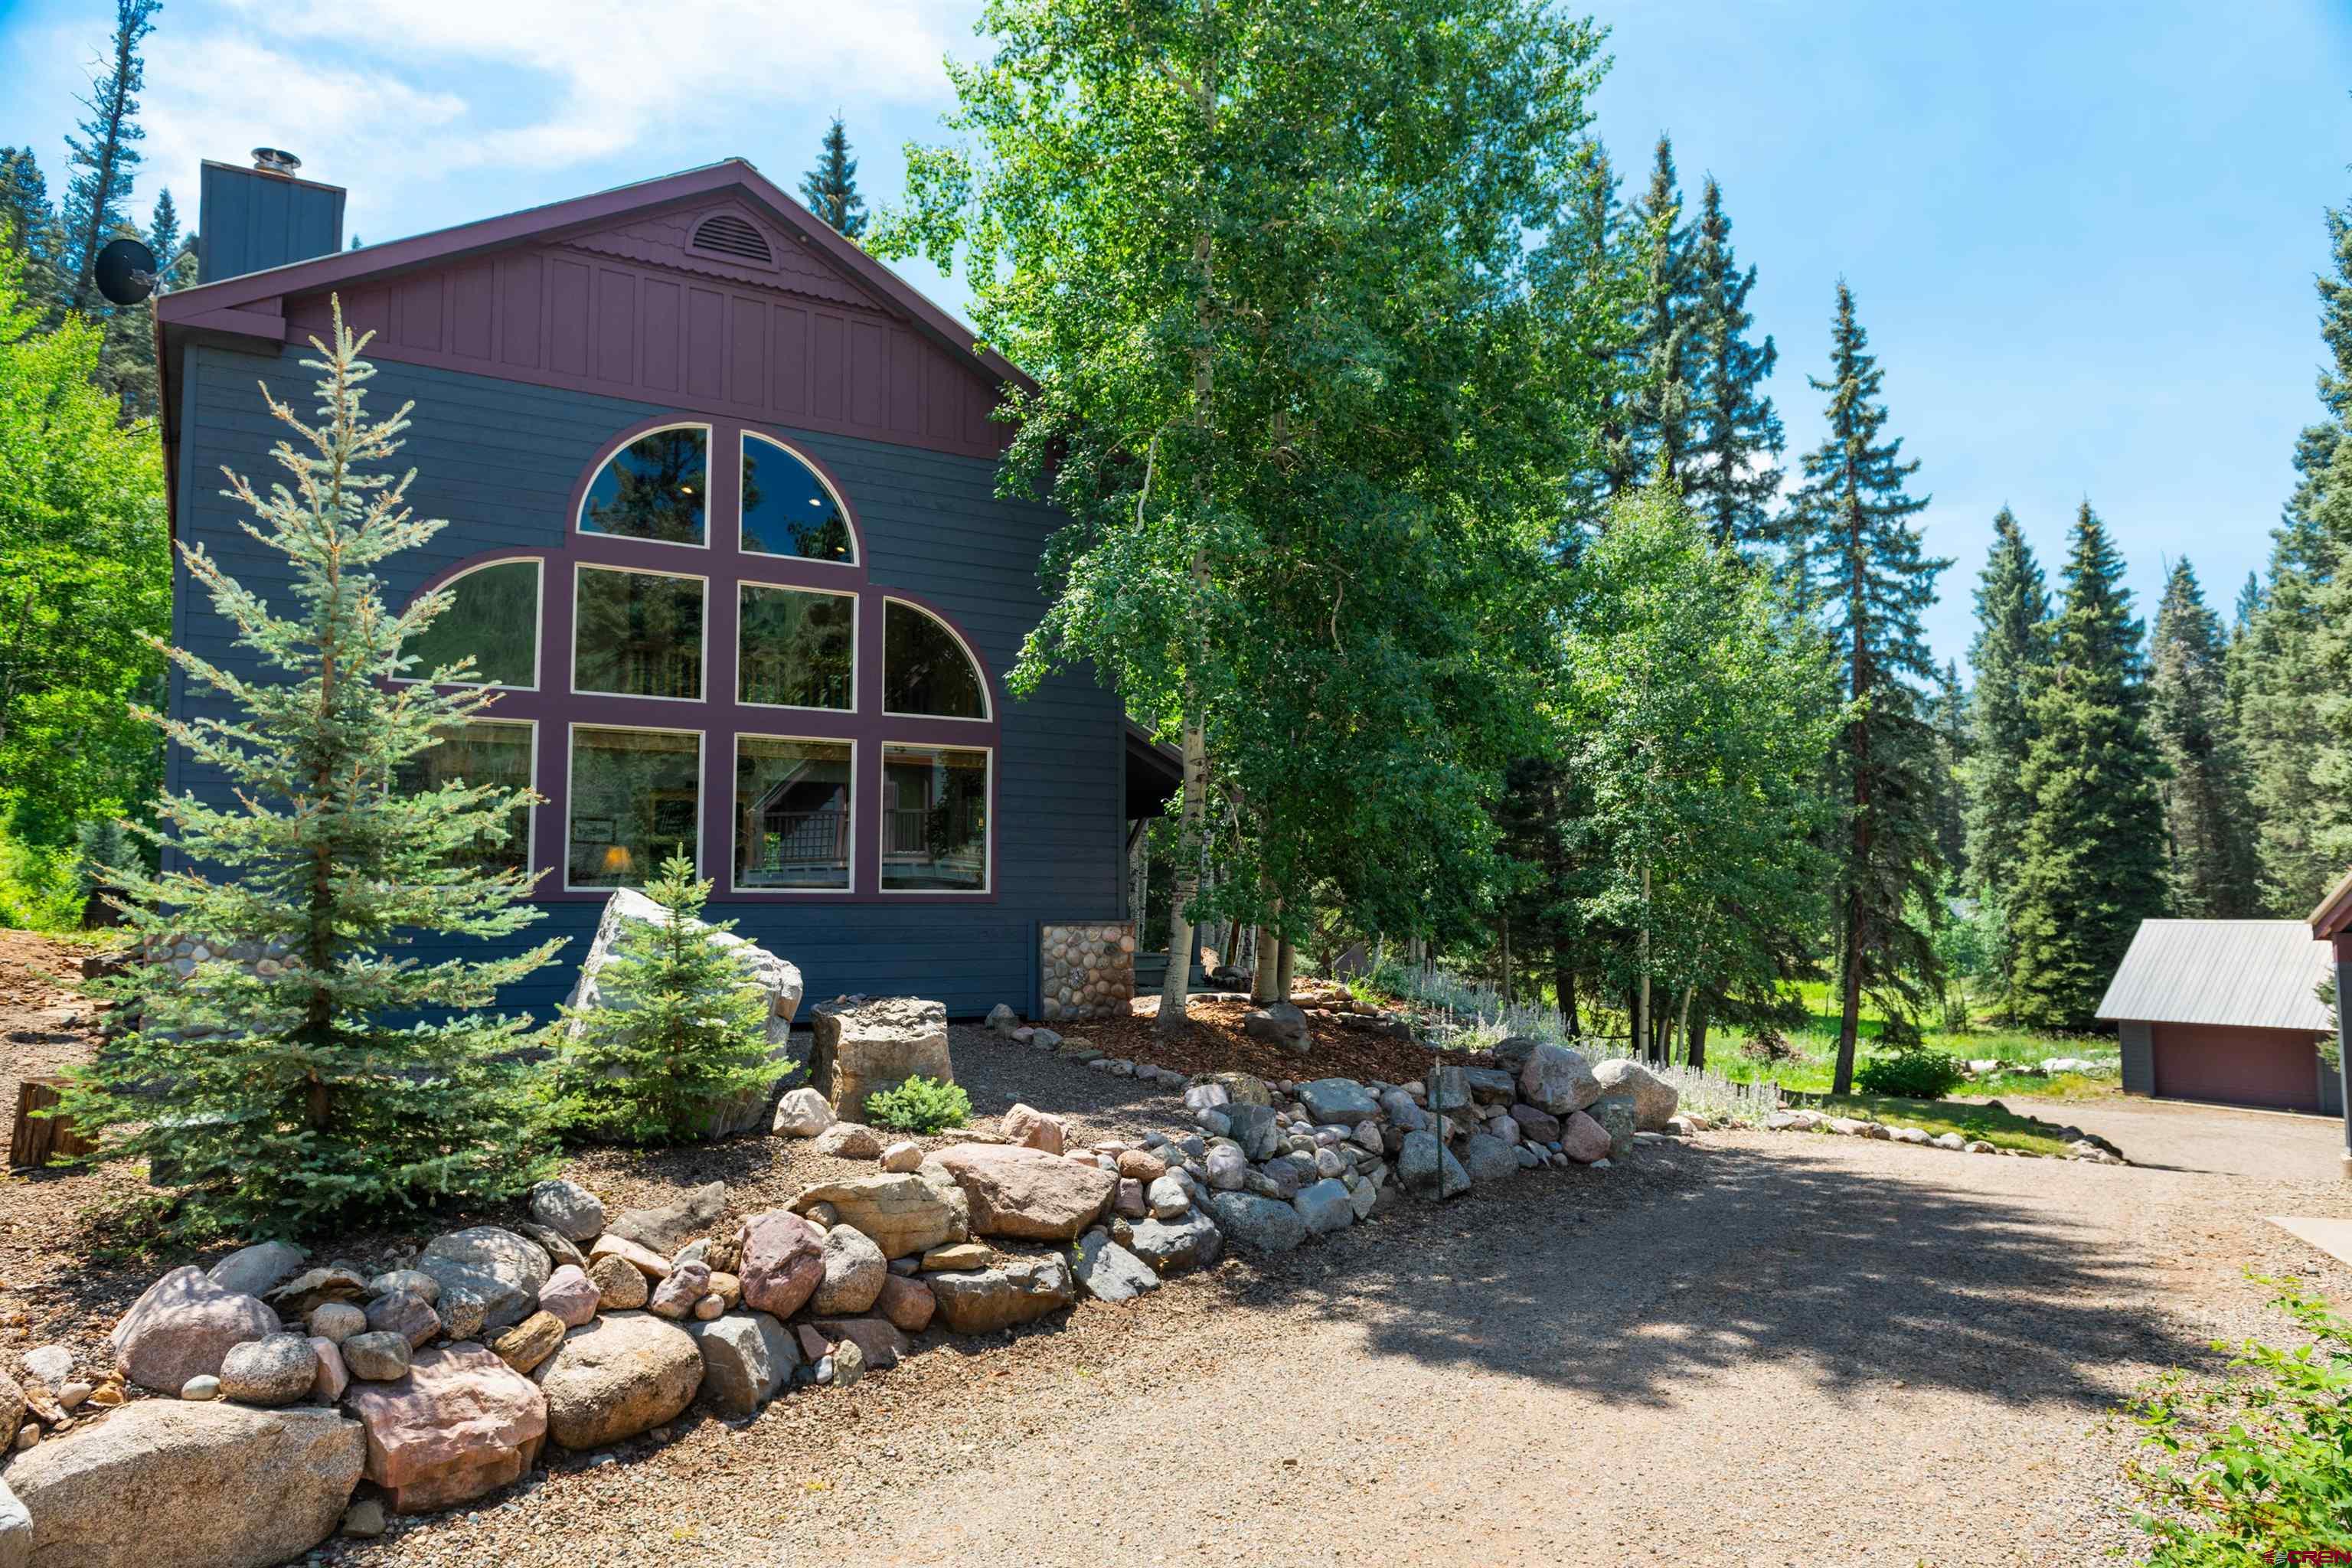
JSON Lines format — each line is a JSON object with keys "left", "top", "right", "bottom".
{"left": 864, "top": 1075, "right": 972, "bottom": 1135}
{"left": 1854, "top": 1044, "right": 1965, "bottom": 1099}
{"left": 553, "top": 855, "right": 780, "bottom": 1145}
{"left": 2125, "top": 1277, "right": 2352, "bottom": 1563}
{"left": 0, "top": 831, "right": 82, "bottom": 931}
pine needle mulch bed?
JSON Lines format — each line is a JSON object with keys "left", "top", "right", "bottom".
{"left": 1069, "top": 995, "right": 1485, "bottom": 1086}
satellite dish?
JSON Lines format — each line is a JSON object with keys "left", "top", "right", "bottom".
{"left": 93, "top": 237, "right": 158, "bottom": 306}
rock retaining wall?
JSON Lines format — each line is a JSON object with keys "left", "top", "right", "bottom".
{"left": 1039, "top": 922, "right": 1136, "bottom": 1022}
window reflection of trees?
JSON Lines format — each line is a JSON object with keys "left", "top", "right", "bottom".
{"left": 574, "top": 570, "right": 704, "bottom": 701}
{"left": 737, "top": 587, "right": 853, "bottom": 709}
{"left": 741, "top": 439, "right": 854, "bottom": 560}
{"left": 404, "top": 563, "right": 539, "bottom": 687}
{"left": 884, "top": 602, "right": 986, "bottom": 718}
{"left": 583, "top": 430, "right": 707, "bottom": 544}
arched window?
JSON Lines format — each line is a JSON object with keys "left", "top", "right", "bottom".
{"left": 580, "top": 426, "right": 709, "bottom": 546}
{"left": 404, "top": 417, "right": 999, "bottom": 900}
{"left": 883, "top": 599, "right": 989, "bottom": 720}
{"left": 740, "top": 434, "right": 855, "bottom": 563}
{"left": 402, "top": 558, "right": 541, "bottom": 688}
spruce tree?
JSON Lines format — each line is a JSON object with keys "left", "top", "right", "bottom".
{"left": 145, "top": 186, "right": 191, "bottom": 292}
{"left": 1932, "top": 660, "right": 1968, "bottom": 882}
{"left": 0, "top": 149, "right": 66, "bottom": 309}
{"left": 2149, "top": 558, "right": 2257, "bottom": 916}
{"left": 1622, "top": 136, "right": 1700, "bottom": 487}
{"left": 63, "top": 302, "right": 561, "bottom": 1240}
{"left": 1786, "top": 281, "right": 1948, "bottom": 1089}
{"left": 551, "top": 855, "right": 779, "bottom": 1144}
{"left": 799, "top": 116, "right": 868, "bottom": 240}
{"left": 1687, "top": 175, "right": 1782, "bottom": 548}
{"left": 1536, "top": 142, "right": 1641, "bottom": 522}
{"left": 2007, "top": 503, "right": 2170, "bottom": 1030}
{"left": 1958, "top": 507, "right": 2049, "bottom": 904}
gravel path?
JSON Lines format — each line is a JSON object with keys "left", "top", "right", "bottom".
{"left": 328, "top": 1099, "right": 2352, "bottom": 1568}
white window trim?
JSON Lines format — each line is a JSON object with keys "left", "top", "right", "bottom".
{"left": 736, "top": 581, "right": 860, "bottom": 714}
{"left": 738, "top": 431, "right": 861, "bottom": 567}
{"left": 395, "top": 557, "right": 544, "bottom": 691}
{"left": 570, "top": 561, "right": 712, "bottom": 705}
{"left": 562, "top": 720, "right": 707, "bottom": 893}
{"left": 730, "top": 732, "right": 858, "bottom": 896}
{"left": 577, "top": 422, "right": 716, "bottom": 551}
{"left": 879, "top": 596, "right": 994, "bottom": 723}
{"left": 877, "top": 741, "right": 994, "bottom": 897}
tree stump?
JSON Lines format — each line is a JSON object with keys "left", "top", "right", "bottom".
{"left": 10, "top": 1077, "right": 96, "bottom": 1168}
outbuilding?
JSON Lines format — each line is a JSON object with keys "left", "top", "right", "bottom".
{"left": 2096, "top": 919, "right": 2340, "bottom": 1115}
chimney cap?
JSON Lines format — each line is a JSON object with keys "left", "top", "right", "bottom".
{"left": 251, "top": 147, "right": 302, "bottom": 176}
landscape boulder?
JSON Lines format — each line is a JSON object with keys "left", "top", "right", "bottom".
{"left": 528, "top": 1180, "right": 606, "bottom": 1243}
{"left": 1240, "top": 1002, "right": 1309, "bottom": 1050}
{"left": 812, "top": 1227, "right": 887, "bottom": 1316}
{"left": 1224, "top": 1103, "right": 1282, "bottom": 1161}
{"left": 1073, "top": 1230, "right": 1160, "bottom": 1303}
{"left": 491, "top": 1313, "right": 566, "bottom": 1377}
{"left": 585, "top": 1253, "right": 651, "bottom": 1310}
{"left": 925, "top": 1144, "right": 1116, "bottom": 1240}
{"left": 204, "top": 1241, "right": 306, "bottom": 1300}
{"left": 217, "top": 1333, "right": 318, "bottom": 1407}
{"left": 771, "top": 1086, "right": 836, "bottom": 1138}
{"left": 735, "top": 1210, "right": 828, "bottom": 1318}
{"left": 566, "top": 888, "right": 803, "bottom": 1135}
{"left": 605, "top": 1181, "right": 727, "bottom": 1257}
{"left": 647, "top": 1261, "right": 712, "bottom": 1321}
{"left": 786, "top": 1172, "right": 968, "bottom": 1259}
{"left": 340, "top": 1332, "right": 413, "bottom": 1383}
{"left": 808, "top": 995, "right": 954, "bottom": 1120}
{"left": 1398, "top": 1130, "right": 1471, "bottom": 1199}
{"left": 1207, "top": 1191, "right": 1308, "bottom": 1253}
{"left": 1593, "top": 1095, "right": 1638, "bottom": 1157}
{"left": 109, "top": 1266, "right": 279, "bottom": 1394}
{"left": 873, "top": 1273, "right": 936, "bottom": 1333}
{"left": 0, "top": 1478, "right": 25, "bottom": 1568}
{"left": 1126, "top": 1210, "right": 1223, "bottom": 1275}
{"left": 1560, "top": 1109, "right": 1612, "bottom": 1164}
{"left": 533, "top": 1312, "right": 703, "bottom": 1450}
{"left": 1518, "top": 1044, "right": 1603, "bottom": 1115}
{"left": 308, "top": 1337, "right": 348, "bottom": 1403}
{"left": 415, "top": 1227, "right": 550, "bottom": 1333}
{"left": 923, "top": 1254, "right": 1077, "bottom": 1334}
{"left": 1297, "top": 1079, "right": 1379, "bottom": 1125}
{"left": 1000, "top": 1102, "right": 1066, "bottom": 1154}
{"left": 537, "top": 1266, "right": 600, "bottom": 1328}
{"left": 1592, "top": 1058, "right": 1680, "bottom": 1131}
{"left": 345, "top": 1342, "right": 547, "bottom": 1513}
{"left": 808, "top": 1317, "right": 910, "bottom": 1371}
{"left": 4, "top": 1400, "right": 363, "bottom": 1568}
{"left": 1291, "top": 1178, "right": 1355, "bottom": 1236}
{"left": 814, "top": 1121, "right": 884, "bottom": 1159}
{"left": 686, "top": 1312, "right": 798, "bottom": 1416}
{"left": 1509, "top": 1104, "right": 1563, "bottom": 1143}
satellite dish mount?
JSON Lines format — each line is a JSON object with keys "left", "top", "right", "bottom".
{"left": 93, "top": 237, "right": 158, "bottom": 307}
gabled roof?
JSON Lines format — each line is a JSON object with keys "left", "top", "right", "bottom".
{"left": 155, "top": 157, "right": 1024, "bottom": 389}
{"left": 2095, "top": 919, "right": 2332, "bottom": 1032}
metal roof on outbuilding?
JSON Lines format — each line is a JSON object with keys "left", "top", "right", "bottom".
{"left": 2095, "top": 919, "right": 2332, "bottom": 1031}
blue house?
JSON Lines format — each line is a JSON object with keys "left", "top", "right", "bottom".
{"left": 155, "top": 152, "right": 1178, "bottom": 1018}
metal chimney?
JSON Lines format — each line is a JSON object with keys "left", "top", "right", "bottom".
{"left": 250, "top": 147, "right": 302, "bottom": 177}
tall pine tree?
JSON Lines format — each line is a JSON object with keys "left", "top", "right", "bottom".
{"left": 1788, "top": 281, "right": 1947, "bottom": 1088}
{"left": 1931, "top": 659, "right": 1968, "bottom": 883}
{"left": 1621, "top": 136, "right": 1700, "bottom": 488}
{"left": 1958, "top": 508, "right": 2049, "bottom": 901}
{"left": 0, "top": 149, "right": 66, "bottom": 310}
{"left": 62, "top": 0, "right": 158, "bottom": 311}
{"left": 1686, "top": 175, "right": 1782, "bottom": 548}
{"left": 2148, "top": 558, "right": 2256, "bottom": 916}
{"left": 2007, "top": 503, "right": 2170, "bottom": 1030}
{"left": 799, "top": 116, "right": 868, "bottom": 240}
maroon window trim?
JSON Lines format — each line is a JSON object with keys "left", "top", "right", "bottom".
{"left": 398, "top": 414, "right": 1001, "bottom": 903}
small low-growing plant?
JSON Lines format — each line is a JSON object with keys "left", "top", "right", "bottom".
{"left": 552, "top": 854, "right": 778, "bottom": 1145}
{"left": 2125, "top": 1276, "right": 2352, "bottom": 1563}
{"left": 1741, "top": 1027, "right": 1799, "bottom": 1064}
{"left": 1854, "top": 1044, "right": 1966, "bottom": 1100}
{"left": 864, "top": 1074, "right": 972, "bottom": 1135}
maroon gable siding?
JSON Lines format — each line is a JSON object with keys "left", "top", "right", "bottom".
{"left": 283, "top": 200, "right": 1005, "bottom": 460}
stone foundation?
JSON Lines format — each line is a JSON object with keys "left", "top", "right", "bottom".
{"left": 1040, "top": 923, "right": 1137, "bottom": 1022}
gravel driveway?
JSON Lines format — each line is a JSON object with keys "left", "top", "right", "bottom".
{"left": 328, "top": 1093, "right": 2352, "bottom": 1568}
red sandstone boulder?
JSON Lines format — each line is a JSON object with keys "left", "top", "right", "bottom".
{"left": 344, "top": 1342, "right": 547, "bottom": 1513}
{"left": 733, "top": 1210, "right": 828, "bottom": 1318}
{"left": 109, "top": 1266, "right": 278, "bottom": 1394}
{"left": 923, "top": 1145, "right": 1116, "bottom": 1240}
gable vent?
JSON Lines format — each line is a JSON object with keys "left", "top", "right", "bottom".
{"left": 691, "top": 214, "right": 773, "bottom": 264}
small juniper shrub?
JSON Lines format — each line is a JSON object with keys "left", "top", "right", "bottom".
{"left": 864, "top": 1074, "right": 972, "bottom": 1135}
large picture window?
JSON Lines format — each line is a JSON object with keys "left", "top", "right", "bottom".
{"left": 580, "top": 426, "right": 707, "bottom": 545}
{"left": 397, "top": 720, "right": 536, "bottom": 875}
{"left": 884, "top": 600, "right": 988, "bottom": 719}
{"left": 740, "top": 434, "right": 854, "bottom": 562}
{"left": 403, "top": 560, "right": 540, "bottom": 688}
{"left": 574, "top": 567, "right": 705, "bottom": 701}
{"left": 735, "top": 737, "right": 852, "bottom": 890}
{"left": 568, "top": 726, "right": 701, "bottom": 889}
{"left": 881, "top": 743, "right": 989, "bottom": 892}
{"left": 738, "top": 585, "right": 854, "bottom": 710}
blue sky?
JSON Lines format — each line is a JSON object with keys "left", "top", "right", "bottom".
{"left": 4, "top": 0, "right": 2348, "bottom": 668}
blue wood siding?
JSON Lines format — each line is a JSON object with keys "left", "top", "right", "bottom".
{"left": 198, "top": 163, "right": 347, "bottom": 284}
{"left": 170, "top": 344, "right": 1120, "bottom": 1018}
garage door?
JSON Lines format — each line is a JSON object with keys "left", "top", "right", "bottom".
{"left": 2151, "top": 1022, "right": 2324, "bottom": 1112}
